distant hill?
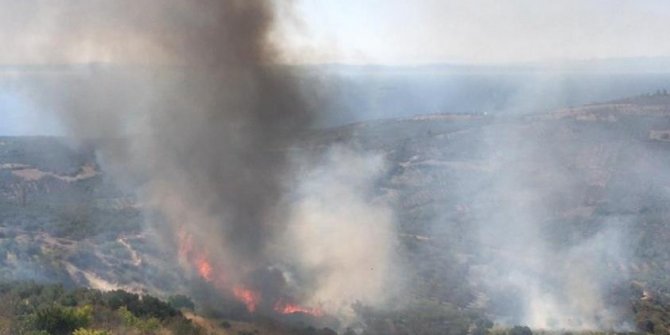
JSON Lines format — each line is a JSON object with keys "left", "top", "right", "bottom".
{"left": 3, "top": 59, "right": 670, "bottom": 133}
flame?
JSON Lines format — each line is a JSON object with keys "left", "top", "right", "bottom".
{"left": 233, "top": 286, "right": 260, "bottom": 313}
{"left": 176, "top": 229, "right": 324, "bottom": 318}
{"left": 274, "top": 300, "right": 323, "bottom": 317}
{"left": 196, "top": 256, "right": 213, "bottom": 281}
{"left": 178, "top": 229, "right": 215, "bottom": 282}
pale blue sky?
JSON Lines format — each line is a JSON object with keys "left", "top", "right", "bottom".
{"left": 0, "top": 92, "right": 63, "bottom": 136}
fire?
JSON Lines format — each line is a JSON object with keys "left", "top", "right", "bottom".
{"left": 274, "top": 300, "right": 323, "bottom": 317}
{"left": 196, "top": 257, "right": 213, "bottom": 281}
{"left": 178, "top": 229, "right": 216, "bottom": 282}
{"left": 176, "top": 229, "right": 324, "bottom": 318}
{"left": 233, "top": 286, "right": 260, "bottom": 313}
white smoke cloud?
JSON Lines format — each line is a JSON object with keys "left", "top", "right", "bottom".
{"left": 280, "top": 146, "right": 399, "bottom": 320}
{"left": 470, "top": 122, "right": 633, "bottom": 330}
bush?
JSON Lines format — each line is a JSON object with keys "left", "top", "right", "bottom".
{"left": 509, "top": 325, "right": 532, "bottom": 335}
{"left": 133, "top": 295, "right": 178, "bottom": 319}
{"left": 168, "top": 294, "right": 195, "bottom": 310}
{"left": 0, "top": 282, "right": 201, "bottom": 335}
{"left": 105, "top": 290, "right": 177, "bottom": 320}
{"left": 165, "top": 316, "right": 202, "bottom": 335}
{"left": 118, "top": 306, "right": 161, "bottom": 334}
{"left": 73, "top": 328, "right": 111, "bottom": 335}
{"left": 103, "top": 290, "right": 139, "bottom": 310}
{"left": 32, "top": 305, "right": 91, "bottom": 335}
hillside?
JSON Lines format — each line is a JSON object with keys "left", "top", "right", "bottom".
{"left": 2, "top": 94, "right": 670, "bottom": 334}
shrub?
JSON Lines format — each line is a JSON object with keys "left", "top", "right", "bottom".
{"left": 509, "top": 325, "right": 532, "bottom": 335}
{"left": 103, "top": 290, "right": 139, "bottom": 310}
{"left": 168, "top": 294, "right": 195, "bottom": 310}
{"left": 32, "top": 305, "right": 91, "bottom": 335}
{"left": 73, "top": 328, "right": 111, "bottom": 335}
{"left": 118, "top": 306, "right": 161, "bottom": 334}
{"left": 134, "top": 295, "right": 177, "bottom": 319}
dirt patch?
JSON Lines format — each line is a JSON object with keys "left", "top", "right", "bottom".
{"left": 11, "top": 163, "right": 98, "bottom": 182}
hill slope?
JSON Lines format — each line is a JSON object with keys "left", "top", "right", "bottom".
{"left": 2, "top": 93, "right": 670, "bottom": 333}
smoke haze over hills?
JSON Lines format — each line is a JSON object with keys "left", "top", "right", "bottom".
{"left": 1, "top": 1, "right": 670, "bottom": 334}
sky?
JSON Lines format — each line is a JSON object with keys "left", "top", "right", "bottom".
{"left": 0, "top": 92, "right": 63, "bottom": 136}
{"left": 284, "top": 0, "right": 670, "bottom": 64}
{"left": 2, "top": 0, "right": 670, "bottom": 135}
{"left": 0, "top": 1, "right": 668, "bottom": 65}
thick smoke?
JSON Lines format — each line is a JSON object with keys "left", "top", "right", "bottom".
{"left": 6, "top": 0, "right": 398, "bottom": 322}
{"left": 30, "top": 0, "right": 311, "bottom": 270}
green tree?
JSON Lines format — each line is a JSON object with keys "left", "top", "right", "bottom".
{"left": 32, "top": 305, "right": 91, "bottom": 335}
{"left": 168, "top": 294, "right": 195, "bottom": 310}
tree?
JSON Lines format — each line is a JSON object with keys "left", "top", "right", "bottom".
{"left": 509, "top": 325, "right": 532, "bottom": 335}
{"left": 32, "top": 305, "right": 91, "bottom": 335}
{"left": 168, "top": 294, "right": 195, "bottom": 310}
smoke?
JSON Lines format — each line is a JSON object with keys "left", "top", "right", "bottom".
{"left": 280, "top": 146, "right": 398, "bottom": 318}
{"left": 463, "top": 120, "right": 634, "bottom": 330}
{"left": 7, "top": 1, "right": 658, "bottom": 331}
{"left": 2, "top": 0, "right": 399, "bottom": 324}
{"left": 27, "top": 0, "right": 310, "bottom": 268}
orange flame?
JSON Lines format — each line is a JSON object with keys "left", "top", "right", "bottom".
{"left": 274, "top": 301, "right": 323, "bottom": 317}
{"left": 233, "top": 286, "right": 261, "bottom": 313}
{"left": 178, "top": 229, "right": 215, "bottom": 282}
{"left": 177, "top": 229, "right": 324, "bottom": 318}
{"left": 196, "top": 257, "right": 213, "bottom": 281}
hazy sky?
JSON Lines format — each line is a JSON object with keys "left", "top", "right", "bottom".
{"left": 0, "top": 1, "right": 668, "bottom": 65}
{"left": 2, "top": 0, "right": 670, "bottom": 136}
{"left": 0, "top": 92, "right": 63, "bottom": 136}
{"left": 285, "top": 0, "right": 670, "bottom": 64}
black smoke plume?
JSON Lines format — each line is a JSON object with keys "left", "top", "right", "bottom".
{"left": 14, "top": 0, "right": 313, "bottom": 296}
